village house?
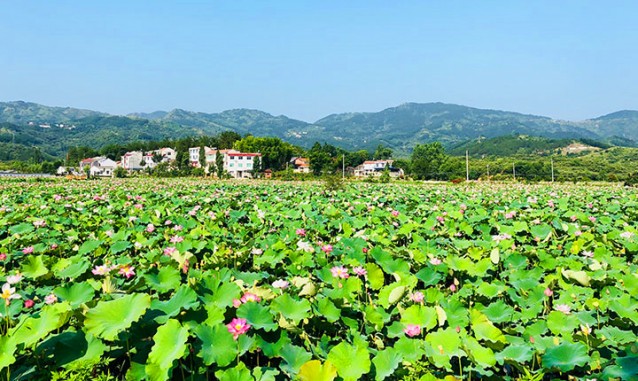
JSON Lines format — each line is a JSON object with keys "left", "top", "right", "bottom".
{"left": 353, "top": 160, "right": 404, "bottom": 178}
{"left": 289, "top": 157, "right": 310, "bottom": 173}
{"left": 189, "top": 147, "right": 262, "bottom": 179}
{"left": 79, "top": 157, "right": 117, "bottom": 177}
{"left": 121, "top": 151, "right": 145, "bottom": 171}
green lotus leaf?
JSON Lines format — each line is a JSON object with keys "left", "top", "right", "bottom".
{"left": 415, "top": 267, "right": 443, "bottom": 287}
{"left": 378, "top": 283, "right": 405, "bottom": 309}
{"left": 424, "top": 328, "right": 464, "bottom": 369}
{"left": 316, "top": 297, "right": 341, "bottom": 323}
{"left": 150, "top": 285, "right": 199, "bottom": 324}
{"left": 495, "top": 344, "right": 534, "bottom": 365}
{"left": 400, "top": 305, "right": 437, "bottom": 331}
{"left": 193, "top": 323, "right": 237, "bottom": 367}
{"left": 463, "top": 336, "right": 496, "bottom": 368}
{"left": 541, "top": 342, "right": 590, "bottom": 372}
{"left": 36, "top": 329, "right": 106, "bottom": 369}
{"left": 54, "top": 282, "right": 95, "bottom": 308}
{"left": 78, "top": 239, "right": 102, "bottom": 256}
{"left": 327, "top": 341, "right": 371, "bottom": 381}
{"left": 546, "top": 311, "right": 579, "bottom": 336}
{"left": 298, "top": 360, "right": 338, "bottom": 381}
{"left": 21, "top": 255, "right": 49, "bottom": 279}
{"left": 215, "top": 362, "right": 254, "bottom": 381}
{"left": 56, "top": 256, "right": 90, "bottom": 279}
{"left": 0, "top": 336, "right": 17, "bottom": 370}
{"left": 270, "top": 294, "right": 311, "bottom": 324}
{"left": 253, "top": 367, "right": 280, "bottom": 381}
{"left": 109, "top": 240, "right": 131, "bottom": 254}
{"left": 236, "top": 301, "right": 277, "bottom": 331}
{"left": 365, "top": 262, "right": 385, "bottom": 290}
{"left": 280, "top": 344, "right": 312, "bottom": 376}
{"left": 84, "top": 293, "right": 151, "bottom": 341}
{"left": 372, "top": 348, "right": 402, "bottom": 381}
{"left": 561, "top": 269, "right": 591, "bottom": 287}
{"left": 470, "top": 309, "right": 506, "bottom": 344}
{"left": 12, "top": 302, "right": 72, "bottom": 347}
{"left": 10, "top": 223, "right": 35, "bottom": 235}
{"left": 144, "top": 266, "right": 181, "bottom": 293}
{"left": 146, "top": 319, "right": 189, "bottom": 381}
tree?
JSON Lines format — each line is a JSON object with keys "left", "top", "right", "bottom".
{"left": 373, "top": 144, "right": 393, "bottom": 160}
{"left": 411, "top": 142, "right": 446, "bottom": 180}
{"left": 253, "top": 155, "right": 262, "bottom": 176}
{"left": 216, "top": 152, "right": 224, "bottom": 179}
{"left": 308, "top": 143, "right": 331, "bottom": 175}
{"left": 199, "top": 146, "right": 206, "bottom": 170}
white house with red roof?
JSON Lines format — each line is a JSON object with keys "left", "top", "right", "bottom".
{"left": 79, "top": 157, "right": 117, "bottom": 177}
{"left": 189, "top": 147, "right": 261, "bottom": 178}
{"left": 354, "top": 160, "right": 403, "bottom": 178}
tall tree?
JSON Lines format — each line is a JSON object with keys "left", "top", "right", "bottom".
{"left": 373, "top": 144, "right": 393, "bottom": 160}
{"left": 215, "top": 151, "right": 224, "bottom": 178}
{"left": 199, "top": 146, "right": 206, "bottom": 169}
{"left": 411, "top": 142, "right": 446, "bottom": 180}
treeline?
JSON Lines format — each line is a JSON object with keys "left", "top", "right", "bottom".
{"left": 3, "top": 130, "right": 638, "bottom": 184}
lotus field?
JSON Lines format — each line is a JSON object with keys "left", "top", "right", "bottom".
{"left": 1, "top": 179, "right": 637, "bottom": 381}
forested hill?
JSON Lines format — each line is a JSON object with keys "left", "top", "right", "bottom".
{"left": 1, "top": 100, "right": 638, "bottom": 159}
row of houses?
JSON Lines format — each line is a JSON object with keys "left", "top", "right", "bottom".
{"left": 67, "top": 147, "right": 403, "bottom": 179}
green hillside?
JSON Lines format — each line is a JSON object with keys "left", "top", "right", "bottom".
{"left": 1, "top": 100, "right": 638, "bottom": 159}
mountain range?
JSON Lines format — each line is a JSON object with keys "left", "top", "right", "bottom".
{"left": 1, "top": 100, "right": 637, "bottom": 160}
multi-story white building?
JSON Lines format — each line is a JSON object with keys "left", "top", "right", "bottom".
{"left": 189, "top": 147, "right": 261, "bottom": 178}
{"left": 121, "top": 151, "right": 145, "bottom": 170}
{"left": 354, "top": 160, "right": 403, "bottom": 178}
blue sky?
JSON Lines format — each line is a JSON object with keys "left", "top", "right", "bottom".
{"left": 1, "top": 1, "right": 636, "bottom": 121}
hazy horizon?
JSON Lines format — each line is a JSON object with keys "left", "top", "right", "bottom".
{"left": 2, "top": 1, "right": 636, "bottom": 122}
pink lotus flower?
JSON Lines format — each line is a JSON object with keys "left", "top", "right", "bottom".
{"left": 22, "top": 246, "right": 34, "bottom": 254}
{"left": 570, "top": 215, "right": 578, "bottom": 222}
{"left": 620, "top": 231, "right": 634, "bottom": 239}
{"left": 170, "top": 235, "right": 183, "bottom": 243}
{"left": 296, "top": 228, "right": 306, "bottom": 236}
{"left": 429, "top": 257, "right": 442, "bottom": 265}
{"left": 449, "top": 284, "right": 457, "bottom": 292}
{"left": 505, "top": 212, "right": 515, "bottom": 219}
{"left": 50, "top": 243, "right": 58, "bottom": 250}
{"left": 163, "top": 247, "right": 177, "bottom": 256}
{"left": 174, "top": 225, "right": 183, "bottom": 231}
{"left": 548, "top": 200, "right": 555, "bottom": 208}
{"left": 44, "top": 294, "right": 57, "bottom": 305}
{"left": 227, "top": 318, "right": 250, "bottom": 340}
{"left": 92, "top": 265, "right": 111, "bottom": 276}
{"left": 404, "top": 324, "right": 421, "bottom": 337}
{"left": 1, "top": 283, "right": 21, "bottom": 305}
{"left": 24, "top": 299, "right": 35, "bottom": 308}
{"left": 232, "top": 299, "right": 242, "bottom": 308}
{"left": 352, "top": 266, "right": 367, "bottom": 277}
{"left": 118, "top": 265, "right": 135, "bottom": 279}
{"left": 146, "top": 224, "right": 155, "bottom": 233}
{"left": 33, "top": 220, "right": 46, "bottom": 228}
{"left": 321, "top": 244, "right": 333, "bottom": 254}
{"left": 272, "top": 279, "right": 289, "bottom": 289}
{"left": 436, "top": 216, "right": 445, "bottom": 223}
{"left": 6, "top": 274, "right": 22, "bottom": 284}
{"left": 0, "top": 253, "right": 6, "bottom": 261}
{"left": 134, "top": 203, "right": 143, "bottom": 209}
{"left": 588, "top": 216, "right": 596, "bottom": 223}
{"left": 331, "top": 266, "right": 349, "bottom": 279}
{"left": 391, "top": 210, "right": 400, "bottom": 217}
{"left": 554, "top": 304, "right": 571, "bottom": 314}
{"left": 574, "top": 230, "right": 582, "bottom": 236}
{"left": 544, "top": 288, "right": 553, "bottom": 297}
{"left": 362, "top": 247, "right": 368, "bottom": 253}
{"left": 410, "top": 291, "right": 424, "bottom": 303}
{"left": 240, "top": 292, "right": 261, "bottom": 303}
{"left": 582, "top": 250, "right": 594, "bottom": 258}
{"left": 164, "top": 220, "right": 173, "bottom": 226}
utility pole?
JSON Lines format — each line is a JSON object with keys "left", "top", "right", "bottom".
{"left": 551, "top": 157, "right": 555, "bottom": 182}
{"left": 487, "top": 164, "right": 490, "bottom": 179}
{"left": 513, "top": 163, "right": 516, "bottom": 181}
{"left": 465, "top": 150, "right": 469, "bottom": 181}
